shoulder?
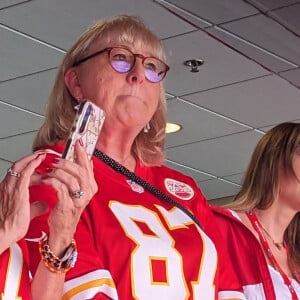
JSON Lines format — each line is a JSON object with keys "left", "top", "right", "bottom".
{"left": 211, "top": 206, "right": 245, "bottom": 226}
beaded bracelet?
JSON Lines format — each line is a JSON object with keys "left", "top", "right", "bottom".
{"left": 38, "top": 235, "right": 78, "bottom": 274}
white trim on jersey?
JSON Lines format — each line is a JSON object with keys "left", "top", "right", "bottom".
{"left": 218, "top": 290, "right": 246, "bottom": 300}
{"left": 62, "top": 269, "right": 118, "bottom": 300}
{"left": 2, "top": 243, "right": 23, "bottom": 300}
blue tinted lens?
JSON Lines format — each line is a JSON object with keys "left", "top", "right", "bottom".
{"left": 111, "top": 61, "right": 131, "bottom": 73}
{"left": 145, "top": 70, "right": 162, "bottom": 83}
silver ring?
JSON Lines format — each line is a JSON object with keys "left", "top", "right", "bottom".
{"left": 7, "top": 167, "right": 20, "bottom": 178}
{"left": 71, "top": 190, "right": 85, "bottom": 199}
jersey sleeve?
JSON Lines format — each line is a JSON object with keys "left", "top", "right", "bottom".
{"left": 0, "top": 240, "right": 31, "bottom": 300}
{"left": 195, "top": 194, "right": 246, "bottom": 299}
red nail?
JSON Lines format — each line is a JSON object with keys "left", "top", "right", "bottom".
{"left": 79, "top": 138, "right": 84, "bottom": 147}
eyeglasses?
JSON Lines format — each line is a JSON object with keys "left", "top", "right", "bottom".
{"left": 73, "top": 46, "right": 170, "bottom": 83}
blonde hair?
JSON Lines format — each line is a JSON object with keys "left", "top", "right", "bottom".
{"left": 226, "top": 122, "right": 300, "bottom": 267}
{"left": 33, "top": 15, "right": 167, "bottom": 166}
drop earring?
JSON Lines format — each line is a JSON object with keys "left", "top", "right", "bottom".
{"left": 144, "top": 122, "right": 150, "bottom": 133}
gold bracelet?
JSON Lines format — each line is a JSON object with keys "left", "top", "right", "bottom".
{"left": 38, "top": 235, "right": 78, "bottom": 274}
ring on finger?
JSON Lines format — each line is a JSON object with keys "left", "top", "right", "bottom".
{"left": 71, "top": 190, "right": 85, "bottom": 199}
{"left": 7, "top": 167, "right": 20, "bottom": 178}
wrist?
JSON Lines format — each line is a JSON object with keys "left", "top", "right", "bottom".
{"left": 48, "top": 234, "right": 74, "bottom": 257}
{"left": 39, "top": 234, "right": 78, "bottom": 274}
{"left": 0, "top": 227, "right": 18, "bottom": 254}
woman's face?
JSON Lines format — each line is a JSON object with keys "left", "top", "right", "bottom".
{"left": 73, "top": 39, "right": 161, "bottom": 131}
{"left": 278, "top": 154, "right": 300, "bottom": 210}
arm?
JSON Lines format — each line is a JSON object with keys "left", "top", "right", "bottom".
{"left": 31, "top": 142, "right": 98, "bottom": 300}
{"left": 0, "top": 153, "right": 47, "bottom": 254}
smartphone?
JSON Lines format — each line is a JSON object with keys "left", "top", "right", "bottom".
{"left": 62, "top": 100, "right": 105, "bottom": 161}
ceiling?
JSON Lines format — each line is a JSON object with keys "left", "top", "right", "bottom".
{"left": 0, "top": 0, "right": 300, "bottom": 200}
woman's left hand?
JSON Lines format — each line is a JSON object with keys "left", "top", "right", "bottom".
{"left": 41, "top": 141, "right": 98, "bottom": 255}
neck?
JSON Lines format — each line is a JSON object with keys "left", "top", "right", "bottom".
{"left": 254, "top": 206, "right": 295, "bottom": 245}
{"left": 96, "top": 130, "right": 136, "bottom": 171}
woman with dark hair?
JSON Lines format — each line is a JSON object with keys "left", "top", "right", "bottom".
{"left": 213, "top": 122, "right": 300, "bottom": 299}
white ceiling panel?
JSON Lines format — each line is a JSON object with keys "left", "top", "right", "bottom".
{"left": 0, "top": 26, "right": 62, "bottom": 81}
{"left": 165, "top": 160, "right": 213, "bottom": 182}
{"left": 207, "top": 26, "right": 297, "bottom": 73}
{"left": 223, "top": 173, "right": 244, "bottom": 185}
{"left": 163, "top": 30, "right": 269, "bottom": 96}
{"left": 0, "top": 102, "right": 43, "bottom": 138}
{"left": 197, "top": 178, "right": 241, "bottom": 200}
{"left": 0, "top": 69, "right": 56, "bottom": 114}
{"left": 259, "top": 119, "right": 300, "bottom": 132}
{"left": 0, "top": 159, "right": 11, "bottom": 180}
{"left": 165, "top": 0, "right": 258, "bottom": 24}
{"left": 280, "top": 67, "right": 300, "bottom": 87}
{"left": 166, "top": 97, "right": 250, "bottom": 147}
{"left": 221, "top": 14, "right": 300, "bottom": 66}
{"left": 166, "top": 130, "right": 263, "bottom": 177}
{"left": 247, "top": 0, "right": 299, "bottom": 12}
{"left": 0, "top": 0, "right": 28, "bottom": 9}
{"left": 269, "top": 3, "right": 300, "bottom": 36}
{"left": 183, "top": 75, "right": 300, "bottom": 128}
{"left": 153, "top": 0, "right": 212, "bottom": 29}
{"left": 0, "top": 132, "right": 37, "bottom": 162}
{"left": 0, "top": 0, "right": 194, "bottom": 50}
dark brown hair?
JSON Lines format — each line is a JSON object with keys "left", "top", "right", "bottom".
{"left": 227, "top": 122, "right": 300, "bottom": 267}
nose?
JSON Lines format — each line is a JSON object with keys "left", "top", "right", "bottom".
{"left": 126, "top": 58, "right": 145, "bottom": 84}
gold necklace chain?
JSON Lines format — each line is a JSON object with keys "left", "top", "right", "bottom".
{"left": 260, "top": 225, "right": 284, "bottom": 250}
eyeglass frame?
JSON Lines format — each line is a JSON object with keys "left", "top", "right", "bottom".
{"left": 72, "top": 46, "right": 170, "bottom": 83}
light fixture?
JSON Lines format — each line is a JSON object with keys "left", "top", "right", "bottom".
{"left": 166, "top": 122, "right": 182, "bottom": 134}
{"left": 184, "top": 59, "right": 204, "bottom": 72}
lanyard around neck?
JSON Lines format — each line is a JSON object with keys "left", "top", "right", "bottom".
{"left": 93, "top": 149, "right": 202, "bottom": 230}
{"left": 246, "top": 210, "right": 298, "bottom": 300}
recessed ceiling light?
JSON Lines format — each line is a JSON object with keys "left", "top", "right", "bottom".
{"left": 166, "top": 122, "right": 182, "bottom": 134}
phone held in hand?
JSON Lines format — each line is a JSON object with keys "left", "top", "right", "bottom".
{"left": 62, "top": 100, "right": 105, "bottom": 161}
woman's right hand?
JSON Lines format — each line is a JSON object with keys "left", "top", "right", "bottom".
{"left": 0, "top": 152, "right": 47, "bottom": 254}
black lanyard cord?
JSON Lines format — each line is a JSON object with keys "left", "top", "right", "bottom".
{"left": 93, "top": 149, "right": 202, "bottom": 229}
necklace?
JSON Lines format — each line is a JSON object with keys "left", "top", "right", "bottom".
{"left": 118, "top": 153, "right": 132, "bottom": 165}
{"left": 246, "top": 210, "right": 298, "bottom": 300}
{"left": 260, "top": 224, "right": 284, "bottom": 250}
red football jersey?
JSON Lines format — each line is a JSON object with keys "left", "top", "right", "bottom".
{"left": 212, "top": 206, "right": 300, "bottom": 299}
{"left": 27, "top": 143, "right": 245, "bottom": 300}
{"left": 0, "top": 240, "right": 31, "bottom": 300}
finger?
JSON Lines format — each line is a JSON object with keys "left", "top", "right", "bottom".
{"left": 30, "top": 201, "right": 48, "bottom": 220}
{"left": 44, "top": 168, "right": 81, "bottom": 194}
{"left": 5, "top": 153, "right": 46, "bottom": 186}
{"left": 21, "top": 153, "right": 46, "bottom": 177}
{"left": 74, "top": 141, "right": 93, "bottom": 171}
{"left": 14, "top": 154, "right": 46, "bottom": 190}
{"left": 73, "top": 142, "right": 96, "bottom": 190}
{"left": 11, "top": 152, "right": 46, "bottom": 173}
{"left": 41, "top": 176, "right": 73, "bottom": 210}
{"left": 50, "top": 156, "right": 91, "bottom": 194}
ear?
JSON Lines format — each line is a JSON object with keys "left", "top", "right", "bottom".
{"left": 64, "top": 67, "right": 83, "bottom": 100}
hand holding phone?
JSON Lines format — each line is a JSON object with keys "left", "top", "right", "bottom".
{"left": 62, "top": 100, "right": 105, "bottom": 161}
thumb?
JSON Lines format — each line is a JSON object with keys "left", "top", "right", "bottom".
{"left": 30, "top": 201, "right": 48, "bottom": 220}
